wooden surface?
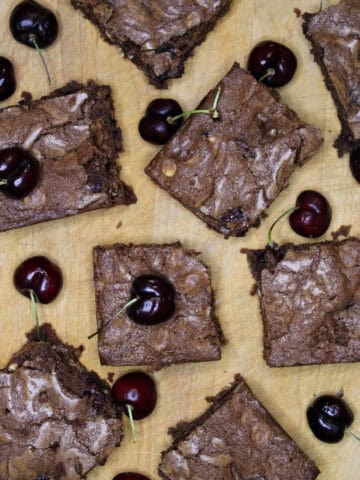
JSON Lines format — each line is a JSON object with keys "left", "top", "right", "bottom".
{"left": 0, "top": 0, "right": 359, "bottom": 478}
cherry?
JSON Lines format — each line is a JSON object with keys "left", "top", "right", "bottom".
{"left": 289, "top": 190, "right": 331, "bottom": 238}
{"left": 247, "top": 40, "right": 297, "bottom": 88}
{"left": 127, "top": 274, "right": 176, "bottom": 325}
{"left": 14, "top": 256, "right": 63, "bottom": 304}
{"left": 10, "top": 1, "right": 59, "bottom": 84}
{"left": 113, "top": 474, "right": 150, "bottom": 480}
{"left": 139, "top": 99, "right": 183, "bottom": 145}
{"left": 0, "top": 147, "right": 40, "bottom": 198}
{"left": 0, "top": 57, "right": 16, "bottom": 102}
{"left": 307, "top": 395, "right": 354, "bottom": 443}
{"left": 112, "top": 371, "right": 157, "bottom": 443}
{"left": 350, "top": 148, "right": 360, "bottom": 183}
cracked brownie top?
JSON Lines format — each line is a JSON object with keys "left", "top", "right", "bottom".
{"left": 247, "top": 238, "right": 360, "bottom": 366}
{"left": 145, "top": 63, "right": 323, "bottom": 237}
{"left": 159, "top": 375, "right": 319, "bottom": 480}
{"left": 0, "top": 324, "right": 123, "bottom": 480}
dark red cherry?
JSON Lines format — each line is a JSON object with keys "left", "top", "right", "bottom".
{"left": 111, "top": 372, "right": 157, "bottom": 420}
{"left": 0, "top": 57, "right": 16, "bottom": 101}
{"left": 139, "top": 98, "right": 183, "bottom": 144}
{"left": 0, "top": 147, "right": 40, "bottom": 198}
{"left": 113, "top": 474, "right": 150, "bottom": 480}
{"left": 127, "top": 274, "right": 176, "bottom": 325}
{"left": 289, "top": 190, "right": 331, "bottom": 238}
{"left": 248, "top": 40, "right": 297, "bottom": 88}
{"left": 350, "top": 148, "right": 360, "bottom": 183}
{"left": 146, "top": 98, "right": 183, "bottom": 130}
{"left": 14, "top": 256, "right": 63, "bottom": 304}
{"left": 307, "top": 395, "right": 354, "bottom": 443}
{"left": 10, "top": 0, "right": 58, "bottom": 49}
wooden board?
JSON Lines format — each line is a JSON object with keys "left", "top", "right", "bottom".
{"left": 0, "top": 0, "right": 359, "bottom": 478}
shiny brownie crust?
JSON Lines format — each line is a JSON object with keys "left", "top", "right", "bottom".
{"left": 0, "top": 324, "right": 123, "bottom": 480}
{"left": 93, "top": 242, "right": 224, "bottom": 370}
{"left": 70, "top": 0, "right": 232, "bottom": 88}
{"left": 159, "top": 374, "right": 319, "bottom": 480}
{"left": 0, "top": 81, "right": 136, "bottom": 233}
{"left": 247, "top": 238, "right": 360, "bottom": 367}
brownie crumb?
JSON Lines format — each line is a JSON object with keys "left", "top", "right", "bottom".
{"left": 331, "top": 225, "right": 351, "bottom": 240}
{"left": 294, "top": 7, "right": 302, "bottom": 17}
{"left": 116, "top": 221, "right": 122, "bottom": 229}
{"left": 107, "top": 372, "right": 115, "bottom": 383}
{"left": 250, "top": 283, "right": 258, "bottom": 296}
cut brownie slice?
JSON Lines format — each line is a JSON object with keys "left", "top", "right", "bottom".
{"left": 0, "top": 81, "right": 136, "bottom": 233}
{"left": 159, "top": 375, "right": 319, "bottom": 480}
{"left": 303, "top": 0, "right": 360, "bottom": 156}
{"left": 247, "top": 238, "right": 360, "bottom": 367}
{"left": 93, "top": 242, "right": 224, "bottom": 370}
{"left": 0, "top": 324, "right": 123, "bottom": 480}
{"left": 70, "top": 0, "right": 232, "bottom": 88}
{"left": 145, "top": 63, "right": 323, "bottom": 238}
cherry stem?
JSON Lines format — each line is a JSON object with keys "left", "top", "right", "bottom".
{"left": 29, "top": 289, "right": 40, "bottom": 338}
{"left": 30, "top": 35, "right": 51, "bottom": 85}
{"left": 88, "top": 296, "right": 139, "bottom": 340}
{"left": 126, "top": 404, "right": 137, "bottom": 444}
{"left": 258, "top": 68, "right": 276, "bottom": 83}
{"left": 167, "top": 86, "right": 222, "bottom": 124}
{"left": 268, "top": 206, "right": 297, "bottom": 249}
{"left": 346, "top": 428, "right": 360, "bottom": 442}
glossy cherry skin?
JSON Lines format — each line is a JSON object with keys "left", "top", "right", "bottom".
{"left": 14, "top": 256, "right": 63, "bottom": 304}
{"left": 113, "top": 474, "right": 150, "bottom": 480}
{"left": 139, "top": 98, "right": 183, "bottom": 145}
{"left": 350, "top": 148, "right": 360, "bottom": 183}
{"left": 0, "top": 147, "right": 40, "bottom": 198}
{"left": 307, "top": 395, "right": 354, "bottom": 443}
{"left": 111, "top": 372, "right": 157, "bottom": 420}
{"left": 247, "top": 41, "right": 297, "bottom": 88}
{"left": 0, "top": 57, "right": 16, "bottom": 101}
{"left": 127, "top": 274, "right": 176, "bottom": 325}
{"left": 10, "top": 0, "right": 59, "bottom": 49}
{"left": 289, "top": 190, "right": 331, "bottom": 238}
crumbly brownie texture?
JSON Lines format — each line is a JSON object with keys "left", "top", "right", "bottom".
{"left": 0, "top": 81, "right": 136, "bottom": 233}
{"left": 70, "top": 0, "right": 232, "bottom": 89}
{"left": 247, "top": 238, "right": 360, "bottom": 367}
{"left": 93, "top": 242, "right": 224, "bottom": 370}
{"left": 303, "top": 0, "right": 360, "bottom": 156}
{"left": 159, "top": 375, "right": 319, "bottom": 480}
{"left": 0, "top": 324, "right": 123, "bottom": 480}
{"left": 145, "top": 63, "right": 323, "bottom": 238}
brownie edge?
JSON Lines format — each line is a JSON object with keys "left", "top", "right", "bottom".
{"left": 159, "top": 375, "right": 320, "bottom": 480}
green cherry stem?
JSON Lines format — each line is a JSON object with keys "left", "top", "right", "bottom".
{"left": 167, "top": 86, "right": 222, "bottom": 124}
{"left": 268, "top": 207, "right": 296, "bottom": 249}
{"left": 30, "top": 35, "right": 51, "bottom": 85}
{"left": 88, "top": 296, "right": 139, "bottom": 340}
{"left": 258, "top": 68, "right": 276, "bottom": 83}
{"left": 126, "top": 404, "right": 137, "bottom": 444}
{"left": 29, "top": 289, "right": 40, "bottom": 338}
{"left": 346, "top": 428, "right": 360, "bottom": 442}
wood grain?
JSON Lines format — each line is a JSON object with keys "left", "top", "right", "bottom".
{"left": 0, "top": 0, "right": 359, "bottom": 478}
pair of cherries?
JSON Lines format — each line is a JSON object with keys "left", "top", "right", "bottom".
{"left": 0, "top": 0, "right": 59, "bottom": 100}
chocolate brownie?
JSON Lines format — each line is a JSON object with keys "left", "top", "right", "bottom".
{"left": 0, "top": 81, "right": 136, "bottom": 233}
{"left": 0, "top": 324, "right": 123, "bottom": 480}
{"left": 145, "top": 63, "right": 323, "bottom": 238}
{"left": 70, "top": 0, "right": 232, "bottom": 89}
{"left": 159, "top": 374, "right": 319, "bottom": 480}
{"left": 303, "top": 0, "right": 360, "bottom": 156}
{"left": 247, "top": 238, "right": 360, "bottom": 367}
{"left": 93, "top": 242, "right": 224, "bottom": 370}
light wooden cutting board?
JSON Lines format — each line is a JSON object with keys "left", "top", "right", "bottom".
{"left": 0, "top": 0, "right": 358, "bottom": 478}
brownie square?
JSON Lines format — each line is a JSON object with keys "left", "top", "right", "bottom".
{"left": 93, "top": 242, "right": 224, "bottom": 370}
{"left": 247, "top": 238, "right": 360, "bottom": 367}
{"left": 145, "top": 63, "right": 323, "bottom": 238}
{"left": 70, "top": 0, "right": 232, "bottom": 88}
{"left": 303, "top": 0, "right": 360, "bottom": 156}
{"left": 0, "top": 324, "right": 123, "bottom": 480}
{"left": 159, "top": 374, "right": 319, "bottom": 480}
{"left": 0, "top": 81, "right": 136, "bottom": 233}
